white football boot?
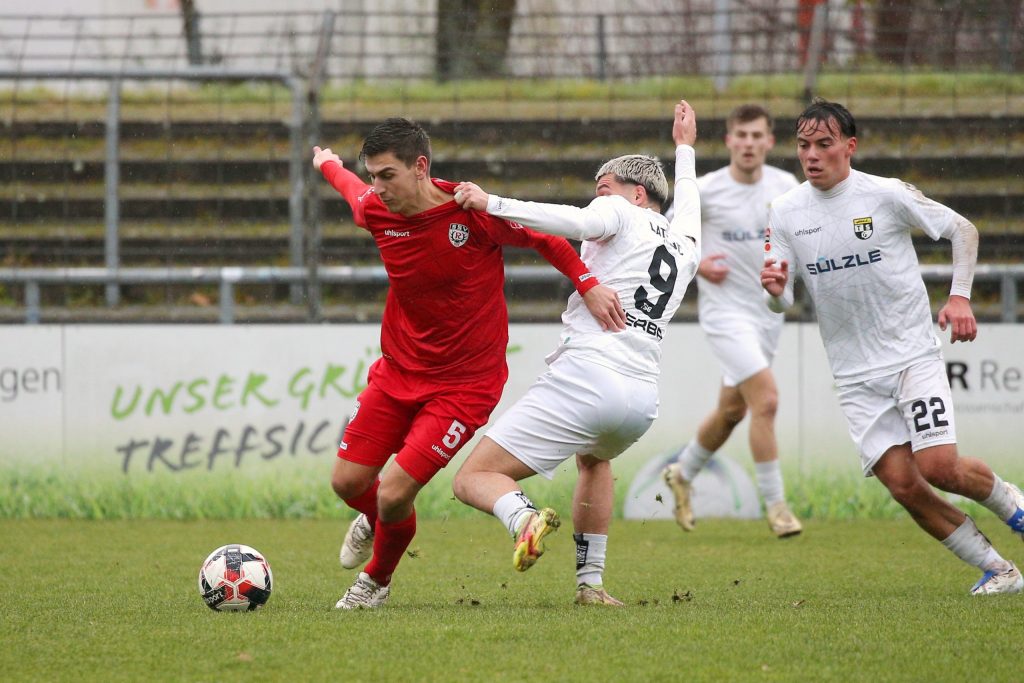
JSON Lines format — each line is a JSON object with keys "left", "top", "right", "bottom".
{"left": 765, "top": 501, "right": 804, "bottom": 538}
{"left": 340, "top": 513, "right": 374, "bottom": 569}
{"left": 575, "top": 583, "right": 624, "bottom": 607}
{"left": 662, "top": 463, "right": 695, "bottom": 531}
{"left": 335, "top": 572, "right": 390, "bottom": 609}
{"left": 970, "top": 563, "right": 1024, "bottom": 596}
{"left": 1003, "top": 483, "right": 1024, "bottom": 541}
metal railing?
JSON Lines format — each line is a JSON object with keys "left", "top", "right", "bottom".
{"left": 1, "top": 6, "right": 1021, "bottom": 326}
{"left": 1, "top": 263, "right": 1021, "bottom": 325}
{"left": 0, "top": 65, "right": 308, "bottom": 304}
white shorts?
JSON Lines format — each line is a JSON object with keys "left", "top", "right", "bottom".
{"left": 704, "top": 319, "right": 783, "bottom": 387}
{"left": 836, "top": 358, "right": 957, "bottom": 477}
{"left": 485, "top": 353, "right": 658, "bottom": 479}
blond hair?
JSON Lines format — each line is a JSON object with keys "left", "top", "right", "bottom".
{"left": 595, "top": 154, "right": 668, "bottom": 209}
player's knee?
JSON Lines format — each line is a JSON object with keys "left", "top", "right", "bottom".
{"left": 917, "top": 460, "right": 959, "bottom": 492}
{"left": 451, "top": 471, "right": 471, "bottom": 504}
{"left": 749, "top": 392, "right": 779, "bottom": 421}
{"left": 721, "top": 403, "right": 748, "bottom": 425}
{"left": 883, "top": 475, "right": 928, "bottom": 508}
{"left": 331, "top": 460, "right": 381, "bottom": 501}
{"left": 376, "top": 492, "right": 400, "bottom": 519}
{"left": 376, "top": 491, "right": 413, "bottom": 522}
{"left": 377, "top": 479, "right": 417, "bottom": 521}
{"left": 913, "top": 445, "right": 962, "bottom": 492}
{"left": 331, "top": 470, "right": 362, "bottom": 500}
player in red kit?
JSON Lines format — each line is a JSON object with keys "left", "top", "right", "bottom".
{"left": 312, "top": 117, "right": 625, "bottom": 609}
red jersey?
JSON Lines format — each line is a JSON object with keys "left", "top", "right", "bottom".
{"left": 321, "top": 161, "right": 599, "bottom": 380}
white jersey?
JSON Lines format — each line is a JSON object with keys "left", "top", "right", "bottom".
{"left": 767, "top": 169, "right": 968, "bottom": 386}
{"left": 696, "top": 165, "right": 798, "bottom": 333}
{"left": 485, "top": 146, "right": 701, "bottom": 383}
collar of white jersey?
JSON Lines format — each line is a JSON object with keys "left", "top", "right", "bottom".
{"left": 811, "top": 170, "right": 856, "bottom": 199}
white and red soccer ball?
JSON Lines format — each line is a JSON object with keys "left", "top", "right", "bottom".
{"left": 198, "top": 544, "right": 273, "bottom": 612}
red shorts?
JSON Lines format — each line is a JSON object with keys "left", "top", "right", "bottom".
{"left": 338, "top": 358, "right": 507, "bottom": 484}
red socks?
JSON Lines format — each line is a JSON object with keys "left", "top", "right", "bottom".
{"left": 343, "top": 479, "right": 380, "bottom": 529}
{"left": 343, "top": 479, "right": 417, "bottom": 587}
{"left": 364, "top": 511, "right": 417, "bottom": 586}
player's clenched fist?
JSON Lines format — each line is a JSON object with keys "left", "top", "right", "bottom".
{"left": 760, "top": 257, "right": 789, "bottom": 297}
{"left": 452, "top": 182, "right": 490, "bottom": 211}
{"left": 312, "top": 146, "right": 342, "bottom": 171}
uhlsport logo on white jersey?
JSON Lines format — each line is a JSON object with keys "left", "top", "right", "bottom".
{"left": 449, "top": 223, "right": 469, "bottom": 247}
{"left": 853, "top": 216, "right": 874, "bottom": 240}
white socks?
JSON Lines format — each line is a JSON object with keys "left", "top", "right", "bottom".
{"left": 574, "top": 533, "right": 607, "bottom": 587}
{"left": 496, "top": 491, "right": 609, "bottom": 587}
{"left": 980, "top": 475, "right": 1017, "bottom": 521}
{"left": 680, "top": 439, "right": 787, "bottom": 508}
{"left": 678, "top": 439, "right": 714, "bottom": 482}
{"left": 492, "top": 490, "right": 537, "bottom": 538}
{"left": 754, "top": 460, "right": 786, "bottom": 506}
{"left": 941, "top": 516, "right": 1009, "bottom": 572}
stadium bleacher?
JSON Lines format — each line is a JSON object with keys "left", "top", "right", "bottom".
{"left": 1, "top": 109, "right": 1021, "bottom": 322}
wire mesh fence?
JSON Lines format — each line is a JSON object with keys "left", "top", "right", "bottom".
{"left": 0, "top": 1, "right": 1021, "bottom": 322}
{"left": 2, "top": 3, "right": 1021, "bottom": 80}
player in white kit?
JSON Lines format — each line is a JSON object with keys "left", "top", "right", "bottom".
{"left": 451, "top": 101, "right": 701, "bottom": 606}
{"left": 761, "top": 98, "right": 1024, "bottom": 595}
{"left": 660, "top": 104, "right": 803, "bottom": 538}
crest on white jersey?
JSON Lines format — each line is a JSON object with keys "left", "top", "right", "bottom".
{"left": 449, "top": 223, "right": 470, "bottom": 247}
{"left": 853, "top": 217, "right": 874, "bottom": 240}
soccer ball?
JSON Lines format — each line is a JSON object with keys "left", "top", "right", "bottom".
{"left": 198, "top": 544, "right": 273, "bottom": 612}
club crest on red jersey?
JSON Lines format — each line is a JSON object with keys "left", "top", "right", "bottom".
{"left": 449, "top": 223, "right": 470, "bottom": 247}
{"left": 853, "top": 216, "right": 874, "bottom": 240}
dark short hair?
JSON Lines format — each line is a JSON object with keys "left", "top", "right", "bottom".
{"left": 796, "top": 98, "right": 856, "bottom": 139}
{"left": 727, "top": 103, "right": 773, "bottom": 132}
{"left": 359, "top": 117, "right": 432, "bottom": 167}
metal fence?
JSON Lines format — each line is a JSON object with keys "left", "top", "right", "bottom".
{"left": 0, "top": 3, "right": 1022, "bottom": 324}
{"left": 2, "top": 264, "right": 1021, "bottom": 325}
{"left": 2, "top": 3, "right": 1021, "bottom": 81}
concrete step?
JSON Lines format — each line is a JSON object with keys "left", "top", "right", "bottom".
{"left": 2, "top": 154, "right": 1020, "bottom": 184}
{"left": 2, "top": 185, "right": 1021, "bottom": 222}
{"left": 5, "top": 115, "right": 1024, "bottom": 145}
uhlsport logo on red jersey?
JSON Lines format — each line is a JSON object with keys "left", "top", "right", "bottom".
{"left": 449, "top": 223, "right": 469, "bottom": 247}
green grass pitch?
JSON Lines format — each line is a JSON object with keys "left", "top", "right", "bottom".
{"left": 3, "top": 516, "right": 1023, "bottom": 682}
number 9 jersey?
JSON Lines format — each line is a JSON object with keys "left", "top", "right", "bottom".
{"left": 485, "top": 145, "right": 701, "bottom": 383}
{"left": 551, "top": 195, "right": 698, "bottom": 382}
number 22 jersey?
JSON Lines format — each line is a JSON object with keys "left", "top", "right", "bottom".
{"left": 767, "top": 169, "right": 968, "bottom": 386}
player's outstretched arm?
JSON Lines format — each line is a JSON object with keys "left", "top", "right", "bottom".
{"left": 313, "top": 145, "right": 371, "bottom": 227}
{"left": 454, "top": 181, "right": 616, "bottom": 241}
{"left": 670, "top": 99, "right": 700, "bottom": 247}
{"left": 462, "top": 183, "right": 616, "bottom": 321}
